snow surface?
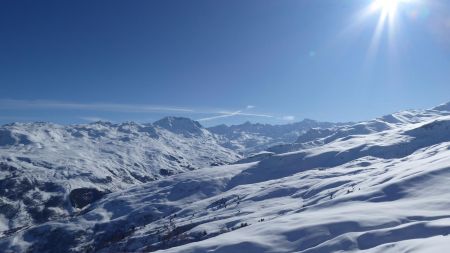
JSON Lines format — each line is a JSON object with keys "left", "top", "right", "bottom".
{"left": 2, "top": 105, "right": 450, "bottom": 252}
{"left": 208, "top": 119, "right": 343, "bottom": 155}
{"left": 269, "top": 109, "right": 450, "bottom": 154}
{"left": 0, "top": 118, "right": 240, "bottom": 233}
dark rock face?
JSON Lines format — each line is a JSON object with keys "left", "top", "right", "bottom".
{"left": 159, "top": 168, "right": 174, "bottom": 176}
{"left": 69, "top": 188, "right": 106, "bottom": 208}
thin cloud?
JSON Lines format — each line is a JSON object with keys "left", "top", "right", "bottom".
{"left": 197, "top": 109, "right": 273, "bottom": 122}
{"left": 197, "top": 110, "right": 242, "bottom": 122}
{"left": 238, "top": 112, "right": 273, "bottom": 118}
{"left": 0, "top": 99, "right": 194, "bottom": 113}
{"left": 0, "top": 99, "right": 276, "bottom": 123}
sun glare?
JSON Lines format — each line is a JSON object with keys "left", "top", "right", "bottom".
{"left": 372, "top": 0, "right": 399, "bottom": 16}
{"left": 360, "top": 0, "right": 418, "bottom": 60}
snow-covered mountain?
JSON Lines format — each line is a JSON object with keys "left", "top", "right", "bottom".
{"left": 268, "top": 106, "right": 450, "bottom": 154}
{"left": 208, "top": 119, "right": 343, "bottom": 155}
{"left": 2, "top": 102, "right": 450, "bottom": 252}
{"left": 0, "top": 116, "right": 340, "bottom": 235}
{"left": 0, "top": 117, "right": 240, "bottom": 233}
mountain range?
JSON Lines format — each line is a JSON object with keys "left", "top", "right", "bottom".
{"left": 1, "top": 102, "right": 450, "bottom": 252}
{"left": 0, "top": 116, "right": 338, "bottom": 236}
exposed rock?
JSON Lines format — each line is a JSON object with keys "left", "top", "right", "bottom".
{"left": 69, "top": 188, "right": 107, "bottom": 209}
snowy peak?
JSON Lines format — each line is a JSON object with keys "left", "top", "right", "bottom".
{"left": 208, "top": 119, "right": 335, "bottom": 136}
{"left": 208, "top": 119, "right": 342, "bottom": 154}
{"left": 154, "top": 117, "right": 204, "bottom": 136}
{"left": 406, "top": 116, "right": 450, "bottom": 138}
{"left": 433, "top": 101, "right": 450, "bottom": 112}
{"left": 4, "top": 105, "right": 450, "bottom": 252}
{"left": 0, "top": 120, "right": 240, "bottom": 233}
{"left": 0, "top": 122, "right": 63, "bottom": 146}
{"left": 265, "top": 108, "right": 450, "bottom": 154}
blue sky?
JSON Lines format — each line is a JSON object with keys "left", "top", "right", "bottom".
{"left": 1, "top": 0, "right": 449, "bottom": 126}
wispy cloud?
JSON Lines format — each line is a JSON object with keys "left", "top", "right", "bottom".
{"left": 197, "top": 108, "right": 273, "bottom": 122}
{"left": 197, "top": 110, "right": 242, "bottom": 122}
{"left": 0, "top": 99, "right": 193, "bottom": 113}
{"left": 0, "top": 99, "right": 290, "bottom": 123}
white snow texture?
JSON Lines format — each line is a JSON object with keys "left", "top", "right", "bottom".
{"left": 1, "top": 103, "right": 450, "bottom": 252}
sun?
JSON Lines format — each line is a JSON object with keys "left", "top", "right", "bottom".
{"left": 342, "top": 0, "right": 419, "bottom": 61}
{"left": 370, "top": 0, "right": 415, "bottom": 17}
{"left": 360, "top": 0, "right": 417, "bottom": 60}
{"left": 372, "top": 0, "right": 399, "bottom": 16}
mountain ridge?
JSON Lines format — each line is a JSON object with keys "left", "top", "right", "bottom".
{"left": 2, "top": 102, "right": 450, "bottom": 252}
{"left": 0, "top": 120, "right": 240, "bottom": 232}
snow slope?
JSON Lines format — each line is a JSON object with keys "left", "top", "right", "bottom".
{"left": 2, "top": 105, "right": 450, "bottom": 252}
{"left": 0, "top": 117, "right": 240, "bottom": 233}
{"left": 268, "top": 108, "right": 450, "bottom": 154}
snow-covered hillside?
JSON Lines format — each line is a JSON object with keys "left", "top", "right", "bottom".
{"left": 268, "top": 106, "right": 450, "bottom": 154}
{"left": 208, "top": 119, "right": 342, "bottom": 155}
{"left": 0, "top": 117, "right": 240, "bottom": 233}
{"left": 2, "top": 103, "right": 450, "bottom": 252}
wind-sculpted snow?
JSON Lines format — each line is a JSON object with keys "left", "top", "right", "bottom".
{"left": 0, "top": 119, "right": 240, "bottom": 234}
{"left": 2, "top": 110, "right": 450, "bottom": 252}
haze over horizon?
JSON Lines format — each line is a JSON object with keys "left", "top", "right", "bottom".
{"left": 1, "top": 0, "right": 449, "bottom": 125}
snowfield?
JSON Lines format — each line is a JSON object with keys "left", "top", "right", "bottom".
{"left": 0, "top": 117, "right": 240, "bottom": 233}
{"left": 1, "top": 102, "right": 450, "bottom": 252}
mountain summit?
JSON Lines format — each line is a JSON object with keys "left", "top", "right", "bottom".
{"left": 154, "top": 117, "right": 204, "bottom": 136}
{"left": 433, "top": 101, "right": 450, "bottom": 112}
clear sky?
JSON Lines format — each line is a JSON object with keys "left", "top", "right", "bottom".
{"left": 1, "top": 0, "right": 449, "bottom": 126}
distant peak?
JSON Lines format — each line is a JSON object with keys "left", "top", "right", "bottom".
{"left": 301, "top": 118, "right": 317, "bottom": 123}
{"left": 118, "top": 121, "right": 141, "bottom": 127}
{"left": 154, "top": 117, "right": 203, "bottom": 135}
{"left": 155, "top": 116, "right": 201, "bottom": 126}
{"left": 2, "top": 121, "right": 58, "bottom": 128}
{"left": 432, "top": 102, "right": 450, "bottom": 112}
{"left": 89, "top": 121, "right": 115, "bottom": 126}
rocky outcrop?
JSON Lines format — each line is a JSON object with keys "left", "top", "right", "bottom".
{"left": 69, "top": 188, "right": 107, "bottom": 209}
